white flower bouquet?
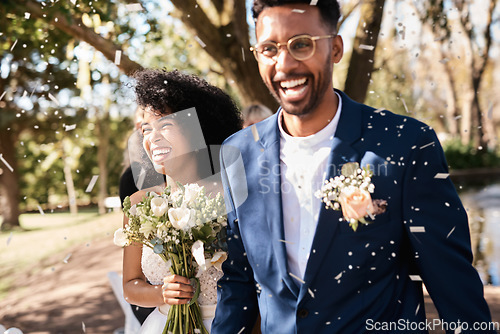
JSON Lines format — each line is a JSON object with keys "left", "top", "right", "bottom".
{"left": 114, "top": 183, "right": 228, "bottom": 334}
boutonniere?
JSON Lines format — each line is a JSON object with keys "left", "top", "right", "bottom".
{"left": 315, "top": 162, "right": 387, "bottom": 231}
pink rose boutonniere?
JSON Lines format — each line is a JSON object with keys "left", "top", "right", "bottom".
{"left": 315, "top": 162, "right": 387, "bottom": 231}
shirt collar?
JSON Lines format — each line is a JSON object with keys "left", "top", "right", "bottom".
{"left": 278, "top": 91, "right": 342, "bottom": 149}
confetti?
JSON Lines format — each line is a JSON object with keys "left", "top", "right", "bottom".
{"left": 48, "top": 93, "right": 60, "bottom": 105}
{"left": 125, "top": 3, "right": 143, "bottom": 11}
{"left": 434, "top": 173, "right": 449, "bottom": 179}
{"left": 359, "top": 44, "right": 375, "bottom": 51}
{"left": 292, "top": 9, "right": 305, "bottom": 13}
{"left": 415, "top": 303, "right": 420, "bottom": 315}
{"left": 241, "top": 47, "right": 245, "bottom": 62}
{"left": 0, "top": 91, "right": 6, "bottom": 101}
{"left": 194, "top": 36, "right": 206, "bottom": 48}
{"left": 85, "top": 175, "right": 99, "bottom": 192}
{"left": 308, "top": 288, "right": 315, "bottom": 298}
{"left": 37, "top": 205, "right": 45, "bottom": 215}
{"left": 82, "top": 321, "right": 86, "bottom": 332}
{"left": 409, "top": 275, "right": 422, "bottom": 281}
{"left": 278, "top": 239, "right": 294, "bottom": 244}
{"left": 401, "top": 98, "right": 409, "bottom": 113}
{"left": 409, "top": 226, "right": 425, "bottom": 233}
{"left": 334, "top": 272, "right": 343, "bottom": 280}
{"left": 237, "top": 328, "right": 246, "bottom": 334}
{"left": 0, "top": 154, "right": 14, "bottom": 172}
{"left": 6, "top": 232, "right": 13, "bottom": 246}
{"left": 446, "top": 226, "right": 456, "bottom": 239}
{"left": 63, "top": 253, "right": 72, "bottom": 264}
{"left": 289, "top": 272, "right": 305, "bottom": 284}
{"left": 114, "top": 50, "right": 122, "bottom": 65}
{"left": 251, "top": 124, "right": 260, "bottom": 142}
{"left": 373, "top": 108, "right": 385, "bottom": 114}
{"left": 419, "top": 142, "right": 435, "bottom": 150}
{"left": 310, "top": 0, "right": 318, "bottom": 5}
{"left": 24, "top": 12, "right": 31, "bottom": 19}
{"left": 10, "top": 39, "right": 18, "bottom": 52}
{"left": 64, "top": 124, "right": 77, "bottom": 131}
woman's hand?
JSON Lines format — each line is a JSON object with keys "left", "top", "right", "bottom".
{"left": 162, "top": 274, "right": 194, "bottom": 305}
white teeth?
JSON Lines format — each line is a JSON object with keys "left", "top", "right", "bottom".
{"left": 153, "top": 148, "right": 171, "bottom": 156}
{"left": 280, "top": 78, "right": 307, "bottom": 89}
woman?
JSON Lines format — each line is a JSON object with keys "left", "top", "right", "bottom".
{"left": 122, "top": 69, "right": 242, "bottom": 333}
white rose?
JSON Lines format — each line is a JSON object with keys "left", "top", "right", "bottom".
{"left": 184, "top": 183, "right": 203, "bottom": 206}
{"left": 168, "top": 206, "right": 196, "bottom": 231}
{"left": 151, "top": 197, "right": 169, "bottom": 217}
{"left": 113, "top": 228, "right": 130, "bottom": 247}
{"left": 129, "top": 204, "right": 137, "bottom": 216}
{"left": 210, "top": 251, "right": 227, "bottom": 272}
{"left": 192, "top": 240, "right": 206, "bottom": 271}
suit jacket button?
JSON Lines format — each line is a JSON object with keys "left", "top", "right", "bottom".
{"left": 297, "top": 308, "right": 309, "bottom": 318}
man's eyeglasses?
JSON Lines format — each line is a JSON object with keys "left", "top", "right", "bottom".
{"left": 250, "top": 34, "right": 335, "bottom": 65}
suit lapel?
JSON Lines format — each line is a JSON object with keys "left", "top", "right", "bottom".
{"left": 299, "top": 91, "right": 364, "bottom": 300}
{"left": 257, "top": 113, "right": 300, "bottom": 297}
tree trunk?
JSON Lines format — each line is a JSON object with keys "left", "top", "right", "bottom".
{"left": 170, "top": 0, "right": 279, "bottom": 111}
{"left": 96, "top": 95, "right": 110, "bottom": 215}
{"left": 344, "top": 0, "right": 386, "bottom": 103}
{"left": 62, "top": 143, "right": 78, "bottom": 215}
{"left": 0, "top": 130, "right": 21, "bottom": 230}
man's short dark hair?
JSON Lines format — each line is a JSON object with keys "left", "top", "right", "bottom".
{"left": 252, "top": 0, "right": 341, "bottom": 31}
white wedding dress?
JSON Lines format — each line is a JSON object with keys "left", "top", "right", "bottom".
{"left": 139, "top": 246, "right": 222, "bottom": 333}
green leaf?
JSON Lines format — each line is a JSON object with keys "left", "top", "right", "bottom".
{"left": 341, "top": 162, "right": 359, "bottom": 177}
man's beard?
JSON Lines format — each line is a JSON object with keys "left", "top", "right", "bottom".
{"left": 268, "top": 59, "right": 333, "bottom": 117}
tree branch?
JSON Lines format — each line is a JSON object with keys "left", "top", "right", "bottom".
{"left": 14, "top": 0, "right": 143, "bottom": 75}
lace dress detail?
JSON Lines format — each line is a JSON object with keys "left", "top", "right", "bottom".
{"left": 141, "top": 245, "right": 222, "bottom": 306}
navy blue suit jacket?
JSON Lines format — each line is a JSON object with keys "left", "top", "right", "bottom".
{"left": 212, "top": 91, "right": 493, "bottom": 333}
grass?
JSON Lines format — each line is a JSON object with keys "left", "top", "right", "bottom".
{"left": 0, "top": 208, "right": 123, "bottom": 299}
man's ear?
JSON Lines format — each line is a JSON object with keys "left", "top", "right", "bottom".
{"left": 331, "top": 35, "right": 344, "bottom": 64}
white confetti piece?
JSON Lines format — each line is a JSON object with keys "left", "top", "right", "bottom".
{"left": 415, "top": 302, "right": 420, "bottom": 315}
{"left": 409, "top": 275, "right": 422, "bottom": 281}
{"left": 419, "top": 142, "right": 435, "bottom": 149}
{"left": 114, "top": 50, "right": 122, "bottom": 65}
{"left": 85, "top": 175, "right": 99, "bottom": 192}
{"left": 0, "top": 91, "right": 6, "bottom": 101}
{"left": 241, "top": 47, "right": 245, "bottom": 62}
{"left": 194, "top": 36, "right": 206, "bottom": 48}
{"left": 0, "top": 154, "right": 14, "bottom": 172}
{"left": 292, "top": 9, "right": 305, "bottom": 13}
{"left": 251, "top": 124, "right": 260, "bottom": 142}
{"left": 310, "top": 0, "right": 319, "bottom": 5}
{"left": 359, "top": 44, "right": 375, "bottom": 51}
{"left": 63, "top": 253, "right": 72, "bottom": 264}
{"left": 374, "top": 108, "right": 385, "bottom": 113}
{"left": 334, "top": 272, "right": 343, "bottom": 280}
{"left": 278, "top": 239, "right": 294, "bottom": 244}
{"left": 308, "top": 288, "right": 315, "bottom": 298}
{"left": 6, "top": 232, "right": 13, "bottom": 246}
{"left": 37, "top": 205, "right": 45, "bottom": 215}
{"left": 125, "top": 3, "right": 143, "bottom": 11}
{"left": 401, "top": 98, "right": 409, "bottom": 113}
{"left": 289, "top": 272, "right": 305, "bottom": 284}
{"left": 48, "top": 93, "right": 60, "bottom": 105}
{"left": 82, "top": 321, "right": 86, "bottom": 332}
{"left": 410, "top": 226, "right": 425, "bottom": 233}
{"left": 64, "top": 124, "right": 76, "bottom": 131}
{"left": 70, "top": 0, "right": 76, "bottom": 4}
{"left": 434, "top": 173, "right": 449, "bottom": 179}
{"left": 25, "top": 12, "right": 31, "bottom": 19}
{"left": 10, "top": 39, "right": 18, "bottom": 52}
{"left": 237, "top": 327, "right": 245, "bottom": 334}
{"left": 446, "top": 226, "right": 456, "bottom": 239}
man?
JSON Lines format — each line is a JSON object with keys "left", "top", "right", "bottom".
{"left": 213, "top": 1, "right": 494, "bottom": 333}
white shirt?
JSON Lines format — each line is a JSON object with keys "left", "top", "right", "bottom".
{"left": 278, "top": 93, "right": 342, "bottom": 282}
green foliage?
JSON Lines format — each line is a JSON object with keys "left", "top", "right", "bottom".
{"left": 443, "top": 139, "right": 500, "bottom": 170}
